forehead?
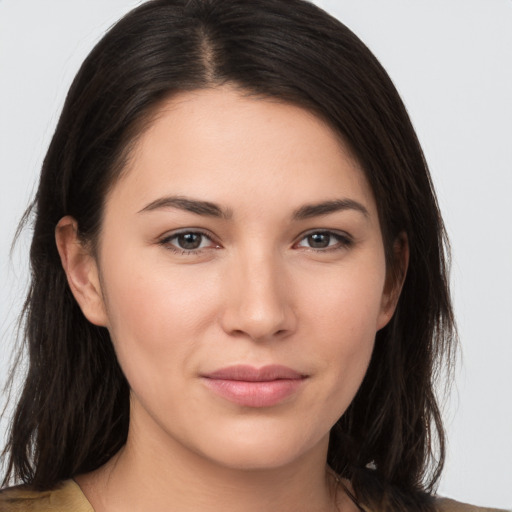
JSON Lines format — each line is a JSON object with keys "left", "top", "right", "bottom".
{"left": 107, "top": 86, "right": 377, "bottom": 220}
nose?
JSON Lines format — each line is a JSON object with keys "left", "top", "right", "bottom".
{"left": 219, "top": 250, "right": 297, "bottom": 342}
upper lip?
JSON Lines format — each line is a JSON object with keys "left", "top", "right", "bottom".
{"left": 202, "top": 365, "right": 306, "bottom": 382}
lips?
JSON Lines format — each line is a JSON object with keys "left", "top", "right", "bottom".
{"left": 201, "top": 365, "right": 307, "bottom": 407}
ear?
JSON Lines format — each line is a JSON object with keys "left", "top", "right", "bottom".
{"left": 377, "top": 232, "right": 409, "bottom": 330}
{"left": 55, "top": 216, "right": 108, "bottom": 327}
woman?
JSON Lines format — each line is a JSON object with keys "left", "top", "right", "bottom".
{"left": 0, "top": 1, "right": 506, "bottom": 511}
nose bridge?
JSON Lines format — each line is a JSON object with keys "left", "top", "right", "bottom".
{"left": 221, "top": 244, "right": 295, "bottom": 340}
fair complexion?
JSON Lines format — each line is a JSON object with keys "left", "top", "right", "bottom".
{"left": 56, "top": 87, "right": 406, "bottom": 512}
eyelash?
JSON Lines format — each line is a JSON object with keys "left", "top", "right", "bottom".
{"left": 158, "top": 229, "right": 353, "bottom": 255}
{"left": 295, "top": 230, "right": 354, "bottom": 252}
{"left": 158, "top": 229, "right": 219, "bottom": 255}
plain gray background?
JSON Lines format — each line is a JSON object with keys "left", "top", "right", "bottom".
{"left": 1, "top": 1, "right": 511, "bottom": 508}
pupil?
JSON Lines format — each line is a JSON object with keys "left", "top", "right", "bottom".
{"left": 178, "top": 233, "right": 202, "bottom": 250}
{"left": 308, "top": 233, "right": 330, "bottom": 248}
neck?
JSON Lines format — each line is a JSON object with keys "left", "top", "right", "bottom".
{"left": 77, "top": 401, "right": 354, "bottom": 512}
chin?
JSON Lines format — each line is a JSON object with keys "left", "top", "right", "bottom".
{"left": 188, "top": 421, "right": 329, "bottom": 472}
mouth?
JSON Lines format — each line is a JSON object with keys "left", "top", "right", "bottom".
{"left": 201, "top": 365, "right": 307, "bottom": 408}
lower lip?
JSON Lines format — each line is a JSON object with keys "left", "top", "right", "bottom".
{"left": 202, "top": 378, "right": 305, "bottom": 407}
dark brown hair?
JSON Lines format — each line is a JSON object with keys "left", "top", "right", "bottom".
{"left": 2, "top": 1, "right": 455, "bottom": 510}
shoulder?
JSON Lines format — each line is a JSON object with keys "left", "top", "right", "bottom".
{"left": 0, "top": 480, "right": 93, "bottom": 512}
{"left": 435, "top": 497, "right": 510, "bottom": 512}
{"left": 361, "top": 497, "right": 509, "bottom": 512}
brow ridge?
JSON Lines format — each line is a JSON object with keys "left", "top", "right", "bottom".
{"left": 292, "top": 199, "right": 369, "bottom": 220}
{"left": 139, "top": 196, "right": 367, "bottom": 221}
{"left": 138, "top": 195, "right": 232, "bottom": 219}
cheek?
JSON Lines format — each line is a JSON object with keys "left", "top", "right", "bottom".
{"left": 98, "top": 249, "right": 221, "bottom": 391}
{"left": 301, "top": 255, "right": 386, "bottom": 340}
{"left": 298, "top": 261, "right": 385, "bottom": 415}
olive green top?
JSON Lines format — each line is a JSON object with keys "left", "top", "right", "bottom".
{"left": 0, "top": 479, "right": 508, "bottom": 512}
{"left": 0, "top": 480, "right": 92, "bottom": 512}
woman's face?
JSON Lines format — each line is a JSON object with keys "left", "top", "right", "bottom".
{"left": 82, "top": 87, "right": 398, "bottom": 470}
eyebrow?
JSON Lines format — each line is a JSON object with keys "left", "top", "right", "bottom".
{"left": 138, "top": 195, "right": 368, "bottom": 221}
{"left": 292, "top": 199, "right": 369, "bottom": 220}
{"left": 138, "top": 195, "right": 233, "bottom": 219}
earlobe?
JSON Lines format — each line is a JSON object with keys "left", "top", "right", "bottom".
{"left": 377, "top": 232, "right": 409, "bottom": 330}
{"left": 55, "top": 216, "right": 108, "bottom": 327}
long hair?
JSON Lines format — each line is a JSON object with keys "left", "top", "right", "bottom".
{"left": 2, "top": 1, "right": 456, "bottom": 510}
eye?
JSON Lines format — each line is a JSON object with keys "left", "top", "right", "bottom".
{"left": 174, "top": 232, "right": 207, "bottom": 250}
{"left": 159, "top": 230, "right": 219, "bottom": 253}
{"left": 295, "top": 231, "right": 352, "bottom": 251}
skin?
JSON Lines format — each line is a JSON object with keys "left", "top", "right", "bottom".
{"left": 56, "top": 87, "right": 407, "bottom": 512}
